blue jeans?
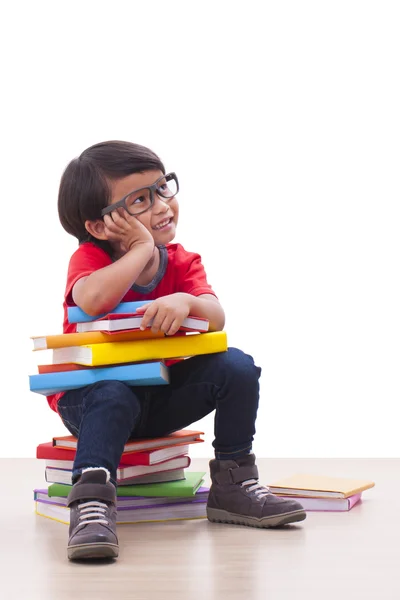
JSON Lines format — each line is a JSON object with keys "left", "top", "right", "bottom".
{"left": 57, "top": 347, "right": 261, "bottom": 485}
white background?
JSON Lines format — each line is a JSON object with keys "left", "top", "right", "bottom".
{"left": 1, "top": 1, "right": 399, "bottom": 458}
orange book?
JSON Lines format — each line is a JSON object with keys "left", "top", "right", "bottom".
{"left": 31, "top": 328, "right": 165, "bottom": 351}
{"left": 53, "top": 429, "right": 205, "bottom": 453}
{"left": 268, "top": 473, "right": 375, "bottom": 499}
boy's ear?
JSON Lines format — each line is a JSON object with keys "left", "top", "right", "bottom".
{"left": 84, "top": 219, "right": 108, "bottom": 240}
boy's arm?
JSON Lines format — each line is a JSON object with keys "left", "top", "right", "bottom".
{"left": 72, "top": 243, "right": 154, "bottom": 316}
{"left": 136, "top": 292, "right": 225, "bottom": 335}
{"left": 72, "top": 208, "right": 155, "bottom": 316}
{"left": 188, "top": 293, "right": 225, "bottom": 331}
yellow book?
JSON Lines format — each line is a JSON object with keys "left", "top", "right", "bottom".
{"left": 31, "top": 328, "right": 164, "bottom": 350}
{"left": 268, "top": 473, "right": 375, "bottom": 499}
{"left": 52, "top": 331, "right": 228, "bottom": 366}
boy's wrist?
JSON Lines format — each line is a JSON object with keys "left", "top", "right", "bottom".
{"left": 126, "top": 240, "right": 154, "bottom": 255}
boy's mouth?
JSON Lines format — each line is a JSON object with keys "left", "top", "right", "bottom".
{"left": 153, "top": 217, "right": 173, "bottom": 231}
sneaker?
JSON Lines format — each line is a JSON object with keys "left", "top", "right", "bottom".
{"left": 66, "top": 468, "right": 119, "bottom": 560}
{"left": 207, "top": 453, "right": 306, "bottom": 528}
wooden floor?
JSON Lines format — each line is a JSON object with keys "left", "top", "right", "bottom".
{"left": 1, "top": 457, "right": 397, "bottom": 600}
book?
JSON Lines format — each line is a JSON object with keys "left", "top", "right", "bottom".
{"left": 47, "top": 471, "right": 206, "bottom": 497}
{"left": 34, "top": 486, "right": 210, "bottom": 508}
{"left": 29, "top": 361, "right": 169, "bottom": 395}
{"left": 52, "top": 428, "right": 204, "bottom": 452}
{"left": 276, "top": 493, "right": 362, "bottom": 511}
{"left": 76, "top": 313, "right": 209, "bottom": 334}
{"left": 51, "top": 331, "right": 228, "bottom": 366}
{"left": 32, "top": 329, "right": 164, "bottom": 351}
{"left": 35, "top": 498, "right": 207, "bottom": 525}
{"left": 45, "top": 464, "right": 188, "bottom": 486}
{"left": 45, "top": 455, "right": 190, "bottom": 483}
{"left": 67, "top": 300, "right": 153, "bottom": 323}
{"left": 38, "top": 363, "right": 97, "bottom": 373}
{"left": 37, "top": 441, "right": 198, "bottom": 466}
{"left": 268, "top": 473, "right": 375, "bottom": 499}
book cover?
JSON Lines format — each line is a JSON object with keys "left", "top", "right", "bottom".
{"left": 268, "top": 473, "right": 375, "bottom": 499}
{"left": 45, "top": 455, "right": 190, "bottom": 483}
{"left": 34, "top": 486, "right": 210, "bottom": 508}
{"left": 29, "top": 361, "right": 169, "bottom": 395}
{"left": 45, "top": 465, "right": 187, "bottom": 486}
{"left": 76, "top": 313, "right": 209, "bottom": 334}
{"left": 51, "top": 331, "right": 228, "bottom": 366}
{"left": 32, "top": 328, "right": 164, "bottom": 351}
{"left": 47, "top": 471, "right": 206, "bottom": 498}
{"left": 35, "top": 499, "right": 207, "bottom": 525}
{"left": 276, "top": 493, "right": 362, "bottom": 511}
{"left": 37, "top": 440, "right": 198, "bottom": 466}
{"left": 67, "top": 300, "right": 153, "bottom": 324}
{"left": 52, "top": 429, "right": 204, "bottom": 452}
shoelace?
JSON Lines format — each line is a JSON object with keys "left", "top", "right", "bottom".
{"left": 77, "top": 500, "right": 109, "bottom": 527}
{"left": 241, "top": 479, "right": 272, "bottom": 500}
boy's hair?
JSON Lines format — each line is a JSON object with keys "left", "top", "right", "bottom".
{"left": 58, "top": 140, "right": 165, "bottom": 247}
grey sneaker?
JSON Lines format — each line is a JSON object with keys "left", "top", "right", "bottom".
{"left": 66, "top": 468, "right": 119, "bottom": 560}
{"left": 207, "top": 453, "right": 306, "bottom": 528}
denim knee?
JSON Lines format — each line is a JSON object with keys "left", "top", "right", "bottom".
{"left": 216, "top": 347, "right": 262, "bottom": 385}
{"left": 82, "top": 380, "right": 141, "bottom": 422}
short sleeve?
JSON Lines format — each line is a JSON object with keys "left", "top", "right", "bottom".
{"left": 65, "top": 243, "right": 112, "bottom": 305}
{"left": 176, "top": 251, "right": 217, "bottom": 298}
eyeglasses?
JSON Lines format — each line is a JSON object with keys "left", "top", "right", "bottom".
{"left": 101, "top": 172, "right": 179, "bottom": 217}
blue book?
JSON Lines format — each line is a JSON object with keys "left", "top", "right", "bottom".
{"left": 29, "top": 361, "right": 169, "bottom": 395}
{"left": 67, "top": 300, "right": 154, "bottom": 323}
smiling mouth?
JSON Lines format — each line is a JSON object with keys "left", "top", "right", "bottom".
{"left": 153, "top": 217, "right": 172, "bottom": 230}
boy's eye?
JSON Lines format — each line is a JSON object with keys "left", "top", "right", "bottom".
{"left": 132, "top": 195, "right": 146, "bottom": 204}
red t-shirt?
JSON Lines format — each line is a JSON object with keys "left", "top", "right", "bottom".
{"left": 46, "top": 242, "right": 216, "bottom": 412}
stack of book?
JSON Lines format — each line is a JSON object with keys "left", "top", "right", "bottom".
{"left": 29, "top": 299, "right": 227, "bottom": 395}
{"left": 34, "top": 429, "right": 210, "bottom": 525}
{"left": 29, "top": 299, "right": 228, "bottom": 525}
{"left": 268, "top": 473, "right": 375, "bottom": 511}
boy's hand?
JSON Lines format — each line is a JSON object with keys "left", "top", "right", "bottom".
{"left": 103, "top": 208, "right": 154, "bottom": 253}
{"left": 136, "top": 293, "right": 192, "bottom": 335}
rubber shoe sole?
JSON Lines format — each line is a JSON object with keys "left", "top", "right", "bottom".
{"left": 206, "top": 507, "right": 306, "bottom": 528}
{"left": 68, "top": 542, "right": 119, "bottom": 560}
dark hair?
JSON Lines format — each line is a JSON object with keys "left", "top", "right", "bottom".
{"left": 58, "top": 140, "right": 165, "bottom": 249}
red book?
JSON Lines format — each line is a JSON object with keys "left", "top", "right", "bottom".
{"left": 37, "top": 440, "right": 200, "bottom": 466}
{"left": 37, "top": 360, "right": 166, "bottom": 374}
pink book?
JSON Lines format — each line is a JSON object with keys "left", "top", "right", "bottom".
{"left": 277, "top": 493, "right": 362, "bottom": 512}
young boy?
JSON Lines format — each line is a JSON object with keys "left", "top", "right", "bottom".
{"left": 52, "top": 140, "right": 306, "bottom": 560}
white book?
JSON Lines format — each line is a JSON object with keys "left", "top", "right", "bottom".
{"left": 44, "top": 455, "right": 190, "bottom": 479}
{"left": 45, "top": 464, "right": 188, "bottom": 486}
{"left": 77, "top": 314, "right": 209, "bottom": 333}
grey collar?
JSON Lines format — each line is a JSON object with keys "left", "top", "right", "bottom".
{"left": 131, "top": 245, "right": 168, "bottom": 294}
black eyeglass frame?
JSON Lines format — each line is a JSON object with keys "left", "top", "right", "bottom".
{"left": 101, "top": 172, "right": 179, "bottom": 217}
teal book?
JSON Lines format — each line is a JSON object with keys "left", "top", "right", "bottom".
{"left": 48, "top": 472, "right": 206, "bottom": 498}
{"left": 67, "top": 300, "right": 153, "bottom": 323}
{"left": 29, "top": 361, "right": 169, "bottom": 395}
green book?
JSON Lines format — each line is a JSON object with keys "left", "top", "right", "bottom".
{"left": 47, "top": 471, "right": 206, "bottom": 498}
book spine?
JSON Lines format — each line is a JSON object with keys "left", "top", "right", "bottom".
{"left": 67, "top": 300, "right": 152, "bottom": 323}
{"left": 29, "top": 361, "right": 169, "bottom": 395}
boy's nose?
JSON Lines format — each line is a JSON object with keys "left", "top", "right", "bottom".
{"left": 154, "top": 194, "right": 170, "bottom": 212}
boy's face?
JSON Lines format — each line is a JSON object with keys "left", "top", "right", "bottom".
{"left": 108, "top": 170, "right": 179, "bottom": 246}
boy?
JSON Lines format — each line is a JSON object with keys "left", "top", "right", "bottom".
{"left": 52, "top": 140, "right": 306, "bottom": 560}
